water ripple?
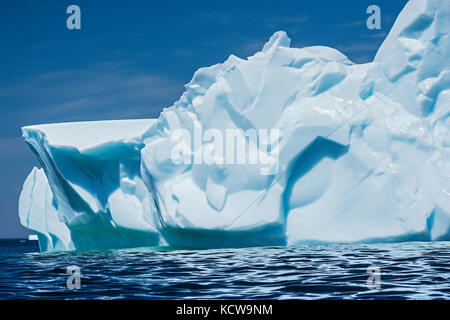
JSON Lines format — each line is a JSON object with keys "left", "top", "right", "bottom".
{"left": 0, "top": 240, "right": 450, "bottom": 299}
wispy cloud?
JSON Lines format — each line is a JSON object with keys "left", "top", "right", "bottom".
{"left": 369, "top": 32, "right": 388, "bottom": 39}
{"left": 172, "top": 48, "right": 196, "bottom": 57}
{"left": 263, "top": 15, "right": 309, "bottom": 28}
{"left": 0, "top": 63, "right": 184, "bottom": 125}
{"left": 335, "top": 20, "right": 365, "bottom": 29}
{"left": 194, "top": 11, "right": 309, "bottom": 28}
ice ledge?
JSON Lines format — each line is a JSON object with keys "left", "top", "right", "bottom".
{"left": 22, "top": 119, "right": 156, "bottom": 152}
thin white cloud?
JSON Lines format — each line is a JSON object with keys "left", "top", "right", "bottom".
{"left": 0, "top": 63, "right": 184, "bottom": 124}
{"left": 194, "top": 11, "right": 309, "bottom": 27}
{"left": 335, "top": 20, "right": 365, "bottom": 29}
{"left": 370, "top": 32, "right": 388, "bottom": 39}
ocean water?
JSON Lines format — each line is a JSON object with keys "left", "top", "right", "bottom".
{"left": 0, "top": 239, "right": 449, "bottom": 300}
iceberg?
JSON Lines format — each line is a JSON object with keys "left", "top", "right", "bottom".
{"left": 19, "top": 0, "right": 450, "bottom": 251}
{"left": 20, "top": 120, "right": 160, "bottom": 250}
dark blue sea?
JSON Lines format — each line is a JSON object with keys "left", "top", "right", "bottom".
{"left": 0, "top": 239, "right": 449, "bottom": 300}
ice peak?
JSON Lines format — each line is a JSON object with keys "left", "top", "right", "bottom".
{"left": 262, "top": 31, "right": 291, "bottom": 53}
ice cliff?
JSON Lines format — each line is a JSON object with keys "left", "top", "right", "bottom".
{"left": 19, "top": 0, "right": 450, "bottom": 251}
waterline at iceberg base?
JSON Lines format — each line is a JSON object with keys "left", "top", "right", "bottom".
{"left": 19, "top": 0, "right": 450, "bottom": 252}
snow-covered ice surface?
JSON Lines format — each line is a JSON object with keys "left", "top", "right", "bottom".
{"left": 19, "top": 0, "right": 450, "bottom": 251}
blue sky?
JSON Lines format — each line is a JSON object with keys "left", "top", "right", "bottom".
{"left": 0, "top": 0, "right": 408, "bottom": 238}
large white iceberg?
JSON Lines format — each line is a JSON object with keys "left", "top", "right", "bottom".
{"left": 19, "top": 0, "right": 450, "bottom": 251}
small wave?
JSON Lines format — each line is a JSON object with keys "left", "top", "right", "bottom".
{"left": 0, "top": 240, "right": 449, "bottom": 299}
